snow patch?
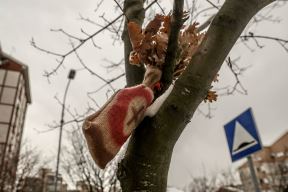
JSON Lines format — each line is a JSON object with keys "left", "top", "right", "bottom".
{"left": 145, "top": 83, "right": 174, "bottom": 117}
{"left": 166, "top": 187, "right": 184, "bottom": 192}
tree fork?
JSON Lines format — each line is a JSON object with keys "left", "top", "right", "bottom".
{"left": 118, "top": 0, "right": 275, "bottom": 191}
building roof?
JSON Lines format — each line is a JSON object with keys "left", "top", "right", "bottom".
{"left": 271, "top": 131, "right": 288, "bottom": 147}
{"left": 0, "top": 51, "right": 32, "bottom": 103}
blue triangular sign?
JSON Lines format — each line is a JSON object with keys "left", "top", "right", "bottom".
{"left": 224, "top": 108, "right": 262, "bottom": 162}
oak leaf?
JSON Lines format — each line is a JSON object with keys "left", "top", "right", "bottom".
{"left": 127, "top": 22, "right": 144, "bottom": 51}
{"left": 160, "top": 15, "right": 171, "bottom": 34}
{"left": 213, "top": 74, "right": 219, "bottom": 82}
{"left": 129, "top": 51, "right": 141, "bottom": 65}
{"left": 204, "top": 91, "right": 218, "bottom": 103}
{"left": 145, "top": 14, "right": 165, "bottom": 35}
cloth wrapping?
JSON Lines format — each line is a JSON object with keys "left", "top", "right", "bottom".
{"left": 83, "top": 84, "right": 154, "bottom": 168}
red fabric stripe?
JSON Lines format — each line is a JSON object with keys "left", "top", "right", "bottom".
{"left": 108, "top": 85, "right": 153, "bottom": 146}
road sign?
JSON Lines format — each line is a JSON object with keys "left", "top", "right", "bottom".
{"left": 224, "top": 108, "right": 262, "bottom": 162}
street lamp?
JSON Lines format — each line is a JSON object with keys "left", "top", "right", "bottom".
{"left": 54, "top": 69, "right": 76, "bottom": 192}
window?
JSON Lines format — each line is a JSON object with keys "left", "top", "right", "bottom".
{"left": 8, "top": 143, "right": 12, "bottom": 153}
{"left": 10, "top": 107, "right": 17, "bottom": 127}
{"left": 5, "top": 71, "right": 19, "bottom": 87}
{"left": 0, "top": 144, "right": 4, "bottom": 162}
{"left": 16, "top": 85, "right": 22, "bottom": 102}
{"left": 0, "top": 123, "right": 9, "bottom": 143}
{"left": 263, "top": 177, "right": 269, "bottom": 184}
{"left": 270, "top": 153, "right": 276, "bottom": 159}
{"left": 0, "top": 104, "right": 13, "bottom": 122}
{"left": 260, "top": 163, "right": 270, "bottom": 174}
{"left": 47, "top": 175, "right": 55, "bottom": 184}
{"left": 276, "top": 152, "right": 284, "bottom": 157}
{"left": 1, "top": 87, "right": 16, "bottom": 104}
{"left": 0, "top": 143, "right": 4, "bottom": 151}
{"left": 0, "top": 70, "right": 6, "bottom": 85}
{"left": 255, "top": 156, "right": 262, "bottom": 161}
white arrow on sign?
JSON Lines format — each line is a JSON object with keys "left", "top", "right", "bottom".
{"left": 232, "top": 121, "right": 258, "bottom": 155}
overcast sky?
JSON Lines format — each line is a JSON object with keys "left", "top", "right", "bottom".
{"left": 0, "top": 0, "right": 288, "bottom": 189}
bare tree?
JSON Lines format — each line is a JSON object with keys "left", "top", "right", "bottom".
{"left": 269, "top": 149, "right": 288, "bottom": 192}
{"left": 62, "top": 126, "right": 120, "bottom": 192}
{"left": 186, "top": 177, "right": 216, "bottom": 192}
{"left": 33, "top": 0, "right": 288, "bottom": 191}
{"left": 185, "top": 168, "right": 240, "bottom": 192}
{"left": 15, "top": 140, "right": 48, "bottom": 191}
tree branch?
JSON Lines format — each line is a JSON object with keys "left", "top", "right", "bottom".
{"left": 32, "top": 14, "right": 123, "bottom": 78}
{"left": 122, "top": 0, "right": 160, "bottom": 87}
{"left": 161, "top": 0, "right": 185, "bottom": 91}
{"left": 122, "top": 0, "right": 146, "bottom": 87}
{"left": 158, "top": 0, "right": 276, "bottom": 141}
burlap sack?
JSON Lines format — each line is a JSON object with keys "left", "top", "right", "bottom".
{"left": 83, "top": 84, "right": 154, "bottom": 169}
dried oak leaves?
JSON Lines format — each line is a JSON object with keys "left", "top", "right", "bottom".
{"left": 127, "top": 14, "right": 217, "bottom": 103}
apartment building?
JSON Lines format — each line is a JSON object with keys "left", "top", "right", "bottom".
{"left": 238, "top": 131, "right": 288, "bottom": 192}
{"left": 0, "top": 50, "right": 31, "bottom": 191}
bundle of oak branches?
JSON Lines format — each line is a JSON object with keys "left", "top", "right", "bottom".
{"left": 82, "top": 13, "right": 218, "bottom": 169}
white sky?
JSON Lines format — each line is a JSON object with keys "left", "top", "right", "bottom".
{"left": 0, "top": 0, "right": 288, "bottom": 189}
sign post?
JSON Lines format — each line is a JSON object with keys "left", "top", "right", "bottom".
{"left": 247, "top": 156, "right": 261, "bottom": 192}
{"left": 224, "top": 108, "right": 262, "bottom": 192}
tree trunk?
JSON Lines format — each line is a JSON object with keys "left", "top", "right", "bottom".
{"left": 118, "top": 0, "right": 275, "bottom": 191}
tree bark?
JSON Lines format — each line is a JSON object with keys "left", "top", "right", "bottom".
{"left": 118, "top": 0, "right": 275, "bottom": 191}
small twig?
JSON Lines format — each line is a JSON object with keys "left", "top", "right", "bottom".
{"left": 94, "top": 0, "right": 105, "bottom": 12}
{"left": 80, "top": 28, "right": 102, "bottom": 49}
{"left": 187, "top": 0, "right": 197, "bottom": 23}
{"left": 87, "top": 94, "right": 101, "bottom": 109}
{"left": 194, "top": 7, "right": 216, "bottom": 20}
{"left": 225, "top": 57, "right": 248, "bottom": 95}
{"left": 197, "top": 102, "right": 215, "bottom": 119}
{"left": 113, "top": 0, "right": 128, "bottom": 20}
{"left": 50, "top": 28, "right": 84, "bottom": 42}
{"left": 156, "top": 1, "right": 165, "bottom": 14}
{"left": 240, "top": 33, "right": 288, "bottom": 52}
{"left": 103, "top": 58, "right": 124, "bottom": 69}
{"left": 79, "top": 13, "right": 103, "bottom": 28}
{"left": 241, "top": 34, "right": 288, "bottom": 44}
{"left": 112, "top": 16, "right": 125, "bottom": 44}
{"left": 239, "top": 38, "right": 255, "bottom": 52}
{"left": 205, "top": 0, "right": 220, "bottom": 10}
{"left": 144, "top": 0, "right": 160, "bottom": 11}
{"left": 278, "top": 41, "right": 288, "bottom": 52}
{"left": 87, "top": 73, "right": 125, "bottom": 95}
{"left": 69, "top": 39, "right": 115, "bottom": 92}
{"left": 31, "top": 38, "right": 63, "bottom": 57}
{"left": 196, "top": 14, "right": 215, "bottom": 32}
{"left": 100, "top": 14, "right": 121, "bottom": 37}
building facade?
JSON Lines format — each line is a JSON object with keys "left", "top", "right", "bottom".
{"left": 0, "top": 51, "right": 31, "bottom": 191}
{"left": 17, "top": 168, "right": 67, "bottom": 192}
{"left": 238, "top": 132, "right": 288, "bottom": 192}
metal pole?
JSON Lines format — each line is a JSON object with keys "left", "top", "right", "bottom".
{"left": 54, "top": 70, "right": 75, "bottom": 192}
{"left": 247, "top": 155, "right": 261, "bottom": 192}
